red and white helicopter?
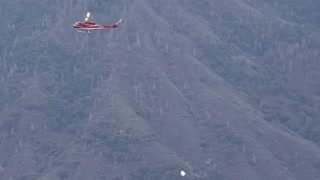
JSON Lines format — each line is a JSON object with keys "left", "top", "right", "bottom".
{"left": 73, "top": 12, "right": 122, "bottom": 33}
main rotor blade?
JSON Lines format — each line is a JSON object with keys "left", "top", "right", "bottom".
{"left": 85, "top": 12, "right": 90, "bottom": 21}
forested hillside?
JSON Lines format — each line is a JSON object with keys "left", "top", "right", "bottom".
{"left": 1, "top": 0, "right": 320, "bottom": 179}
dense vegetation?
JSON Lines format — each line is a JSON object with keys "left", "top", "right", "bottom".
{"left": 1, "top": 0, "right": 320, "bottom": 179}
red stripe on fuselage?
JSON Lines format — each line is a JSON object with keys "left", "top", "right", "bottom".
{"left": 74, "top": 25, "right": 118, "bottom": 30}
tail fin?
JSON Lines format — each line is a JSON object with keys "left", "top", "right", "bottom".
{"left": 115, "top": 18, "right": 123, "bottom": 25}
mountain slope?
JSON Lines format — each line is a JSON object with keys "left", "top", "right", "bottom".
{"left": 1, "top": 0, "right": 320, "bottom": 179}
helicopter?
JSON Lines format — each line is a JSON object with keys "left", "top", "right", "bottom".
{"left": 73, "top": 12, "right": 122, "bottom": 33}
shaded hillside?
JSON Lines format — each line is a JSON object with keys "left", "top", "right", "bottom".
{"left": 1, "top": 0, "right": 320, "bottom": 179}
